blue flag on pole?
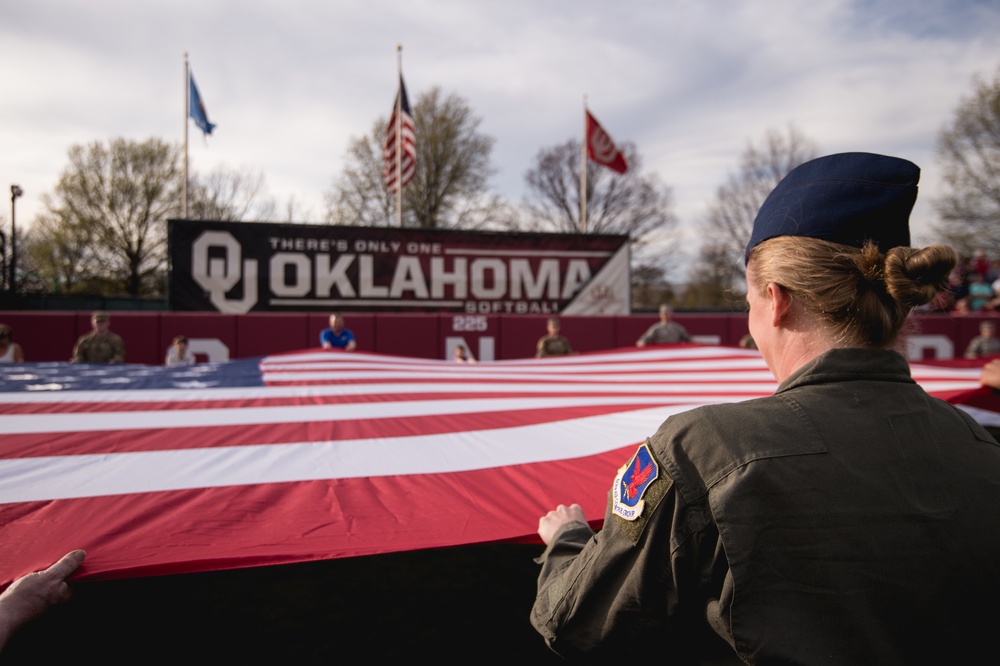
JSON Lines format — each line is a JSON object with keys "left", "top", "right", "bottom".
{"left": 189, "top": 71, "right": 216, "bottom": 136}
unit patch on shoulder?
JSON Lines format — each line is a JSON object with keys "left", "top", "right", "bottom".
{"left": 612, "top": 442, "right": 659, "bottom": 521}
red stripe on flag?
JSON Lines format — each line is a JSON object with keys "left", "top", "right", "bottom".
{"left": 0, "top": 448, "right": 632, "bottom": 584}
{"left": 383, "top": 76, "right": 416, "bottom": 193}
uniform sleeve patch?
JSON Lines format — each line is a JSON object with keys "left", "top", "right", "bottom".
{"left": 612, "top": 442, "right": 659, "bottom": 521}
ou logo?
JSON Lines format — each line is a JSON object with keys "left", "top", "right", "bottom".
{"left": 191, "top": 231, "right": 259, "bottom": 313}
{"left": 589, "top": 127, "right": 618, "bottom": 163}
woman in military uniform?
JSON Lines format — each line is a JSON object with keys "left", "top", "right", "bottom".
{"left": 530, "top": 153, "right": 1000, "bottom": 664}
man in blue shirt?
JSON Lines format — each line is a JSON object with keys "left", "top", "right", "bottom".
{"left": 319, "top": 313, "right": 356, "bottom": 351}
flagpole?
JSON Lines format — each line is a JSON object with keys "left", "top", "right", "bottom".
{"left": 183, "top": 53, "right": 189, "bottom": 220}
{"left": 580, "top": 94, "right": 588, "bottom": 234}
{"left": 395, "top": 45, "right": 403, "bottom": 227}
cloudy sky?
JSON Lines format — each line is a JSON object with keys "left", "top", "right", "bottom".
{"left": 3, "top": 0, "right": 999, "bottom": 275}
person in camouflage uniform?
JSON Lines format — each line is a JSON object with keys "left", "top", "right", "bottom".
{"left": 636, "top": 304, "right": 691, "bottom": 346}
{"left": 72, "top": 311, "right": 125, "bottom": 364}
{"left": 536, "top": 318, "right": 573, "bottom": 358}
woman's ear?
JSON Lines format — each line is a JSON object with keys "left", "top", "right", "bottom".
{"left": 766, "top": 282, "right": 792, "bottom": 327}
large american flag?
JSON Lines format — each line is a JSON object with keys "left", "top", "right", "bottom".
{"left": 383, "top": 74, "right": 416, "bottom": 194}
{"left": 0, "top": 346, "right": 988, "bottom": 585}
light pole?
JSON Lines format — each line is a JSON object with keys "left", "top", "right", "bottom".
{"left": 10, "top": 185, "right": 22, "bottom": 294}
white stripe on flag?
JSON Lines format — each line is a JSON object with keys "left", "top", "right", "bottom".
{"left": 0, "top": 394, "right": 752, "bottom": 434}
{"left": 0, "top": 404, "right": 694, "bottom": 503}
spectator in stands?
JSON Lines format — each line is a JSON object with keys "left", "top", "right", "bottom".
{"left": 454, "top": 344, "right": 476, "bottom": 363}
{"left": 966, "top": 273, "right": 993, "bottom": 312}
{"left": 991, "top": 270, "right": 1000, "bottom": 305}
{"left": 0, "top": 324, "right": 25, "bottom": 363}
{"left": 956, "top": 254, "right": 972, "bottom": 280}
{"left": 948, "top": 263, "right": 969, "bottom": 307}
{"left": 964, "top": 321, "right": 1000, "bottom": 359}
{"left": 320, "top": 313, "right": 356, "bottom": 351}
{"left": 72, "top": 311, "right": 125, "bottom": 364}
{"left": 536, "top": 318, "right": 573, "bottom": 358}
{"left": 165, "top": 335, "right": 196, "bottom": 366}
{"left": 636, "top": 304, "right": 691, "bottom": 346}
{"left": 0, "top": 550, "right": 85, "bottom": 653}
{"left": 972, "top": 249, "right": 990, "bottom": 279}
{"left": 969, "top": 249, "right": 990, "bottom": 276}
{"left": 988, "top": 258, "right": 1000, "bottom": 285}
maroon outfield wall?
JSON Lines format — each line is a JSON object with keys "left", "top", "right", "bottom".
{"left": 0, "top": 311, "right": 990, "bottom": 365}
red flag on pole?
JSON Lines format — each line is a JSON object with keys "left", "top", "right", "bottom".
{"left": 384, "top": 76, "right": 416, "bottom": 193}
{"left": 585, "top": 110, "right": 628, "bottom": 174}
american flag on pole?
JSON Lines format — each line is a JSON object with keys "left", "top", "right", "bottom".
{"left": 0, "top": 346, "right": 989, "bottom": 585}
{"left": 383, "top": 75, "right": 416, "bottom": 194}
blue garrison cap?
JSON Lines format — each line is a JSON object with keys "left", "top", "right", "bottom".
{"left": 744, "top": 152, "right": 918, "bottom": 264}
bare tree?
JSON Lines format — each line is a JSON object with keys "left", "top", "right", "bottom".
{"left": 522, "top": 140, "right": 676, "bottom": 247}
{"left": 935, "top": 63, "right": 1000, "bottom": 257}
{"left": 325, "top": 87, "right": 499, "bottom": 229}
{"left": 22, "top": 139, "right": 286, "bottom": 296}
{"left": 324, "top": 121, "right": 396, "bottom": 226}
{"left": 698, "top": 124, "right": 819, "bottom": 288}
{"left": 279, "top": 195, "right": 317, "bottom": 224}
{"left": 681, "top": 241, "right": 746, "bottom": 310}
{"left": 408, "top": 87, "right": 496, "bottom": 228}
{"left": 188, "top": 166, "right": 276, "bottom": 222}
{"left": 632, "top": 262, "right": 674, "bottom": 310}
{"left": 18, "top": 216, "right": 103, "bottom": 294}
{"left": 0, "top": 212, "right": 7, "bottom": 290}
{"left": 28, "top": 138, "right": 182, "bottom": 296}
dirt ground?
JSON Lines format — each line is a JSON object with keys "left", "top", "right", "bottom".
{"left": 3, "top": 542, "right": 565, "bottom": 663}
